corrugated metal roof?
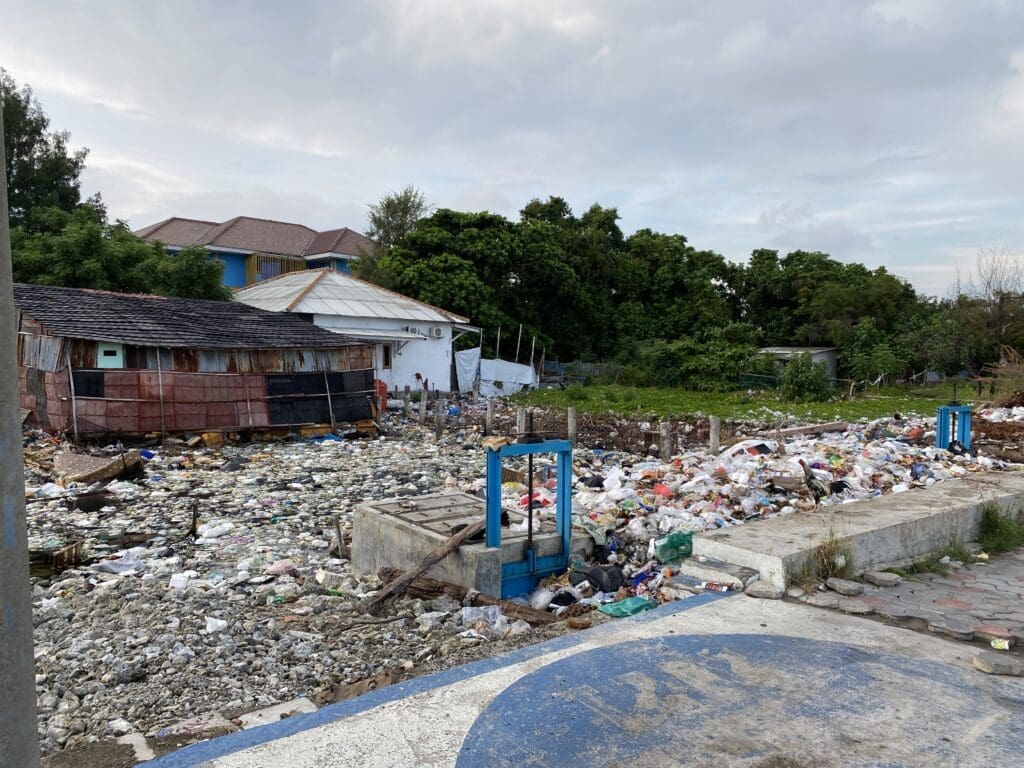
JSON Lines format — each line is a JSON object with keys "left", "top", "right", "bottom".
{"left": 234, "top": 269, "right": 470, "bottom": 324}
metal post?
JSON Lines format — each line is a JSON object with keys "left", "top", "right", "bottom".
{"left": 495, "top": 326, "right": 501, "bottom": 359}
{"left": 322, "top": 370, "right": 337, "bottom": 431}
{"left": 660, "top": 421, "right": 671, "bottom": 461}
{"left": 710, "top": 416, "right": 721, "bottom": 454}
{"left": 485, "top": 398, "right": 494, "bottom": 436}
{"left": 567, "top": 406, "right": 577, "bottom": 445}
{"left": 156, "top": 347, "right": 167, "bottom": 438}
{"left": 516, "top": 406, "right": 526, "bottom": 436}
{"left": 0, "top": 95, "right": 43, "bottom": 768}
{"left": 65, "top": 347, "right": 79, "bottom": 443}
{"left": 514, "top": 323, "right": 523, "bottom": 363}
{"left": 529, "top": 335, "right": 536, "bottom": 370}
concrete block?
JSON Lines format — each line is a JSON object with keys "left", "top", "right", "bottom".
{"left": 826, "top": 577, "right": 863, "bottom": 596}
{"left": 673, "top": 558, "right": 758, "bottom": 590}
{"left": 692, "top": 472, "right": 1024, "bottom": 589}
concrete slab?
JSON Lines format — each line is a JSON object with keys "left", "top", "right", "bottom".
{"left": 143, "top": 593, "right": 1024, "bottom": 768}
{"left": 694, "top": 471, "right": 1024, "bottom": 588}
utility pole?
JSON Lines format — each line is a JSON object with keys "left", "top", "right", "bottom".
{"left": 0, "top": 102, "right": 42, "bottom": 767}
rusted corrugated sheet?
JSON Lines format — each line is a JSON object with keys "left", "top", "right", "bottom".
{"left": 70, "top": 340, "right": 98, "bottom": 369}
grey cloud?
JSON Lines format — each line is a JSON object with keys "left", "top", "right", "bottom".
{"left": 2, "top": 1, "right": 1023, "bottom": 296}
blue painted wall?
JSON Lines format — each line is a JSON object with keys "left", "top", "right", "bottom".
{"left": 210, "top": 251, "right": 248, "bottom": 288}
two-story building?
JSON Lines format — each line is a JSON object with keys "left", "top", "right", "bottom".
{"left": 135, "top": 216, "right": 376, "bottom": 288}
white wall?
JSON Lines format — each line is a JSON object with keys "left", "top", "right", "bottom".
{"left": 313, "top": 314, "right": 454, "bottom": 392}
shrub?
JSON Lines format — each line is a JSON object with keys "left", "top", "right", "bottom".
{"left": 781, "top": 352, "right": 832, "bottom": 401}
{"left": 565, "top": 384, "right": 589, "bottom": 402}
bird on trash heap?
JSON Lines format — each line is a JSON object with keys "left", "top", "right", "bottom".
{"left": 798, "top": 459, "right": 848, "bottom": 503}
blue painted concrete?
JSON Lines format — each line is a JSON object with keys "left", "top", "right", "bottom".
{"left": 456, "top": 634, "right": 1024, "bottom": 767}
{"left": 142, "top": 592, "right": 729, "bottom": 767}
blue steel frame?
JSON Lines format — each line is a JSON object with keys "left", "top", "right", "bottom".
{"left": 936, "top": 405, "right": 972, "bottom": 450}
{"left": 486, "top": 439, "right": 573, "bottom": 598}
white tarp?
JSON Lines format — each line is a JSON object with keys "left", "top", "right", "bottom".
{"left": 479, "top": 357, "right": 538, "bottom": 397}
{"left": 455, "top": 348, "right": 481, "bottom": 393}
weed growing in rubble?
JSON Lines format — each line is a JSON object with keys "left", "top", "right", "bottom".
{"left": 788, "top": 527, "right": 853, "bottom": 589}
{"left": 978, "top": 503, "right": 1024, "bottom": 553}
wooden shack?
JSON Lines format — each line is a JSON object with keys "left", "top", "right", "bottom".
{"left": 14, "top": 283, "right": 376, "bottom": 437}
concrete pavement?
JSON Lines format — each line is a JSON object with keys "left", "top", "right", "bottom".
{"left": 145, "top": 591, "right": 1024, "bottom": 768}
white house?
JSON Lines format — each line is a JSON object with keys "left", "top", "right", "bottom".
{"left": 758, "top": 346, "right": 839, "bottom": 379}
{"left": 234, "top": 269, "right": 475, "bottom": 393}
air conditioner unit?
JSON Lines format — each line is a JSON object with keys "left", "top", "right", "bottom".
{"left": 430, "top": 327, "right": 444, "bottom": 338}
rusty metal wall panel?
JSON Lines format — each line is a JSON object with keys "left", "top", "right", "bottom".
{"left": 170, "top": 349, "right": 199, "bottom": 372}
{"left": 70, "top": 340, "right": 98, "bottom": 369}
{"left": 198, "top": 350, "right": 231, "bottom": 373}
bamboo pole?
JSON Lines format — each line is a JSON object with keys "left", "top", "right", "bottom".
{"left": 65, "top": 347, "right": 79, "bottom": 444}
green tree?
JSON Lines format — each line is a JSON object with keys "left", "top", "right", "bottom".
{"left": 1, "top": 69, "right": 87, "bottom": 228}
{"left": 11, "top": 204, "right": 230, "bottom": 300}
{"left": 365, "top": 184, "right": 429, "bottom": 248}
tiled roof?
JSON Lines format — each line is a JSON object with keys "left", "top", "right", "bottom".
{"left": 136, "top": 216, "right": 377, "bottom": 260}
{"left": 133, "top": 217, "right": 218, "bottom": 247}
{"left": 303, "top": 228, "right": 377, "bottom": 258}
{"left": 234, "top": 269, "right": 470, "bottom": 324}
{"left": 13, "top": 283, "right": 364, "bottom": 350}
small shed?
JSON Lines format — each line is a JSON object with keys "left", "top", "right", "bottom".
{"left": 234, "top": 269, "right": 476, "bottom": 393}
{"left": 14, "top": 283, "right": 376, "bottom": 436}
{"left": 757, "top": 346, "right": 839, "bottom": 380}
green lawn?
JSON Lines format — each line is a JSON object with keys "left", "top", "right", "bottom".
{"left": 514, "top": 381, "right": 990, "bottom": 422}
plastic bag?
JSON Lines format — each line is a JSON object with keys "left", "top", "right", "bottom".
{"left": 653, "top": 530, "right": 693, "bottom": 563}
{"left": 598, "top": 597, "right": 657, "bottom": 617}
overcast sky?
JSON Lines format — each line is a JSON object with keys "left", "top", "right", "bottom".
{"left": 3, "top": 1, "right": 1023, "bottom": 297}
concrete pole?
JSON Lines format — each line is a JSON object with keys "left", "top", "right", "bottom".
{"left": 659, "top": 421, "right": 672, "bottom": 462}
{"left": 418, "top": 390, "right": 427, "bottom": 425}
{"left": 485, "top": 398, "right": 494, "bottom": 436}
{"left": 516, "top": 407, "right": 527, "bottom": 437}
{"left": 710, "top": 416, "right": 721, "bottom": 454}
{"left": 0, "top": 98, "right": 43, "bottom": 768}
{"left": 435, "top": 398, "right": 445, "bottom": 439}
{"left": 567, "top": 406, "right": 577, "bottom": 445}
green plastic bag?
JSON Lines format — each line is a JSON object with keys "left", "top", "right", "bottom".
{"left": 598, "top": 597, "right": 657, "bottom": 617}
{"left": 654, "top": 530, "right": 693, "bottom": 563}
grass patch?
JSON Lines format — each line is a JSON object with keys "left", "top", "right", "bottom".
{"left": 517, "top": 381, "right": 980, "bottom": 422}
{"left": 978, "top": 503, "right": 1024, "bottom": 554}
{"left": 886, "top": 538, "right": 975, "bottom": 577}
{"left": 788, "top": 527, "right": 853, "bottom": 590}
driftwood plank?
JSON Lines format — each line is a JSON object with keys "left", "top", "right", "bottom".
{"left": 358, "top": 519, "right": 486, "bottom": 614}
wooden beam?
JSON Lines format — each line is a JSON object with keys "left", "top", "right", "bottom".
{"left": 357, "top": 519, "right": 486, "bottom": 614}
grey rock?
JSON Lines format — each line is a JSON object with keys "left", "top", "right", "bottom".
{"left": 862, "top": 571, "right": 900, "bottom": 588}
{"left": 825, "top": 577, "right": 864, "bottom": 596}
{"left": 745, "top": 581, "right": 784, "bottom": 600}
{"left": 973, "top": 651, "right": 1024, "bottom": 676}
{"left": 785, "top": 586, "right": 806, "bottom": 599}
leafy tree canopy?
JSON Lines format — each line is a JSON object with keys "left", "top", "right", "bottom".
{"left": 2, "top": 69, "right": 87, "bottom": 228}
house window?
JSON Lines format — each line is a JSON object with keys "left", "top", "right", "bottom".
{"left": 382, "top": 343, "right": 392, "bottom": 369}
{"left": 96, "top": 342, "right": 124, "bottom": 369}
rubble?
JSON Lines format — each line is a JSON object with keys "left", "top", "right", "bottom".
{"left": 22, "top": 407, "right": 1017, "bottom": 756}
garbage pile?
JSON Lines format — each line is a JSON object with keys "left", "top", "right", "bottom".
{"left": 21, "top": 411, "right": 1013, "bottom": 755}
{"left": 489, "top": 416, "right": 1010, "bottom": 615}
